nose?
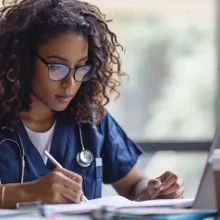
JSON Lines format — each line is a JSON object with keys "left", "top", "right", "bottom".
{"left": 61, "top": 70, "right": 77, "bottom": 88}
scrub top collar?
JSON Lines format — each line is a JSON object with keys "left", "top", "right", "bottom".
{"left": 17, "top": 113, "right": 72, "bottom": 171}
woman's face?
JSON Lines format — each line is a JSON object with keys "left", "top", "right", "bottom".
{"left": 32, "top": 32, "right": 88, "bottom": 112}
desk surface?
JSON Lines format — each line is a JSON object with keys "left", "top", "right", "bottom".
{"left": 0, "top": 206, "right": 217, "bottom": 220}
{"left": 0, "top": 212, "right": 91, "bottom": 220}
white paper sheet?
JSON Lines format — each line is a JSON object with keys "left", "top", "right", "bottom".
{"left": 90, "top": 196, "right": 194, "bottom": 208}
{"left": 43, "top": 196, "right": 195, "bottom": 214}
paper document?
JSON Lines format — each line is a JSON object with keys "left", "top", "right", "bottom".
{"left": 43, "top": 196, "right": 195, "bottom": 214}
{"left": 90, "top": 196, "right": 194, "bottom": 208}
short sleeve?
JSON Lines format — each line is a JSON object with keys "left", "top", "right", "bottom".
{"left": 101, "top": 111, "right": 143, "bottom": 184}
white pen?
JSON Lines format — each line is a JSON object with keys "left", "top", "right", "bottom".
{"left": 44, "top": 150, "right": 91, "bottom": 204}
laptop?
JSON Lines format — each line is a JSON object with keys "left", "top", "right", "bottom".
{"left": 191, "top": 126, "right": 220, "bottom": 209}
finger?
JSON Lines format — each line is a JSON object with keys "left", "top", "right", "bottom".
{"left": 148, "top": 179, "right": 161, "bottom": 189}
{"left": 63, "top": 178, "right": 83, "bottom": 195}
{"left": 52, "top": 195, "right": 71, "bottom": 204}
{"left": 160, "top": 179, "right": 183, "bottom": 196}
{"left": 59, "top": 185, "right": 82, "bottom": 204}
{"left": 159, "top": 173, "right": 178, "bottom": 191}
{"left": 54, "top": 168, "right": 83, "bottom": 184}
{"left": 158, "top": 186, "right": 185, "bottom": 199}
{"left": 148, "top": 179, "right": 162, "bottom": 199}
{"left": 177, "top": 186, "right": 185, "bottom": 199}
{"left": 80, "top": 191, "right": 84, "bottom": 201}
{"left": 50, "top": 184, "right": 72, "bottom": 204}
{"left": 157, "top": 171, "right": 173, "bottom": 182}
{"left": 51, "top": 171, "right": 83, "bottom": 194}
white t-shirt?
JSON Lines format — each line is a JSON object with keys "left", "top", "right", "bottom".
{"left": 25, "top": 120, "right": 56, "bottom": 164}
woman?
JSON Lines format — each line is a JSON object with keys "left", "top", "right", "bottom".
{"left": 0, "top": 0, "right": 184, "bottom": 208}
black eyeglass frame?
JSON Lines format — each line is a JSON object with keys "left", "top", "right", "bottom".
{"left": 36, "top": 53, "right": 91, "bottom": 82}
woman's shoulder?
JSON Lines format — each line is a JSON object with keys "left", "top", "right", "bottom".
{"left": 91, "top": 109, "right": 120, "bottom": 134}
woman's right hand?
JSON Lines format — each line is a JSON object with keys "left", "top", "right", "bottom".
{"left": 26, "top": 167, "right": 83, "bottom": 204}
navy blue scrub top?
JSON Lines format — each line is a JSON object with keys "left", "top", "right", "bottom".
{"left": 0, "top": 110, "right": 143, "bottom": 199}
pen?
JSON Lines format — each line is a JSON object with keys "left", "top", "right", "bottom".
{"left": 44, "top": 150, "right": 91, "bottom": 204}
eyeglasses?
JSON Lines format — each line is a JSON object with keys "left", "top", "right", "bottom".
{"left": 36, "top": 53, "right": 91, "bottom": 82}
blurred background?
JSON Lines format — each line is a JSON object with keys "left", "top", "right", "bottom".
{"left": 87, "top": 0, "right": 218, "bottom": 198}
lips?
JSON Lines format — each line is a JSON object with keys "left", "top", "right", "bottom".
{"left": 55, "top": 94, "right": 74, "bottom": 103}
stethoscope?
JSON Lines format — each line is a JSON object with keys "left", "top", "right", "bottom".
{"left": 0, "top": 124, "right": 94, "bottom": 183}
{"left": 76, "top": 124, "right": 94, "bottom": 168}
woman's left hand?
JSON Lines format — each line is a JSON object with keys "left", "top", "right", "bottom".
{"left": 147, "top": 171, "right": 184, "bottom": 200}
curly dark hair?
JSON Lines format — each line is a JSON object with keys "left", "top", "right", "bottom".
{"left": 0, "top": 0, "right": 125, "bottom": 129}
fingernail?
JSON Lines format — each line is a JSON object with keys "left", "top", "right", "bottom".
{"left": 160, "top": 185, "right": 164, "bottom": 190}
{"left": 154, "top": 182, "right": 161, "bottom": 188}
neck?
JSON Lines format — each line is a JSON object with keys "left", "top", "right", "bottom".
{"left": 20, "top": 94, "right": 56, "bottom": 132}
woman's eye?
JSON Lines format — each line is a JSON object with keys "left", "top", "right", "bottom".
{"left": 50, "top": 64, "right": 65, "bottom": 70}
{"left": 50, "top": 65, "right": 60, "bottom": 71}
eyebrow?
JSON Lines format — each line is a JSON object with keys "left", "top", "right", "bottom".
{"left": 46, "top": 55, "right": 88, "bottom": 63}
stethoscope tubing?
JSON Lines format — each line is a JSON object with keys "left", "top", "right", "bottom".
{"left": 0, "top": 124, "right": 94, "bottom": 183}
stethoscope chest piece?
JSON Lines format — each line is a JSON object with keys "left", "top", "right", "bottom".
{"left": 76, "top": 150, "right": 93, "bottom": 167}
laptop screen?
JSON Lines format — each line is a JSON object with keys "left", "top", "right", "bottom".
{"left": 192, "top": 126, "right": 220, "bottom": 209}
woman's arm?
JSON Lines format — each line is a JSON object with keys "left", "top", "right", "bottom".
{"left": 112, "top": 165, "right": 151, "bottom": 201}
{"left": 113, "top": 165, "right": 184, "bottom": 201}
{"left": 1, "top": 183, "right": 34, "bottom": 209}
{"left": 1, "top": 167, "right": 84, "bottom": 209}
